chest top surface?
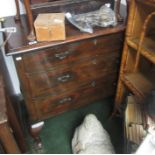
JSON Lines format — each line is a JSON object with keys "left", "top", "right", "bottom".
{"left": 3, "top": 15, "right": 125, "bottom": 56}
{"left": 3, "top": 1, "right": 124, "bottom": 56}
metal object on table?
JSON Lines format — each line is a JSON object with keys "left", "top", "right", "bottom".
{"left": 66, "top": 4, "right": 117, "bottom": 33}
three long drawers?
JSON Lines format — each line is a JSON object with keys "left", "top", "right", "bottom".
{"left": 14, "top": 33, "right": 123, "bottom": 121}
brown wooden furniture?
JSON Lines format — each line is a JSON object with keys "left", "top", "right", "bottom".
{"left": 0, "top": 75, "right": 21, "bottom": 153}
{"left": 114, "top": 0, "right": 155, "bottom": 113}
{"left": 3, "top": 0, "right": 125, "bottom": 148}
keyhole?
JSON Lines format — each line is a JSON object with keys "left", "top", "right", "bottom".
{"left": 93, "top": 39, "right": 97, "bottom": 45}
{"left": 91, "top": 81, "right": 96, "bottom": 87}
{"left": 92, "top": 59, "right": 97, "bottom": 65}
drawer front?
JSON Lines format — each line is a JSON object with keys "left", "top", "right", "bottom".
{"left": 34, "top": 73, "right": 117, "bottom": 119}
{"left": 26, "top": 51, "right": 120, "bottom": 98}
{"left": 22, "top": 33, "right": 123, "bottom": 73}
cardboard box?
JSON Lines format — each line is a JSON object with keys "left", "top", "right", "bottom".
{"left": 34, "top": 13, "right": 66, "bottom": 41}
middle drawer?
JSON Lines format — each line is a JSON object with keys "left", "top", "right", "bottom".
{"left": 25, "top": 51, "right": 119, "bottom": 98}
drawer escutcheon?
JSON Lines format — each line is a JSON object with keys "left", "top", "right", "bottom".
{"left": 54, "top": 51, "right": 70, "bottom": 60}
{"left": 57, "top": 74, "right": 72, "bottom": 83}
{"left": 58, "top": 97, "right": 72, "bottom": 104}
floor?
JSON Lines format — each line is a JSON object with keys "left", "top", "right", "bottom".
{"left": 26, "top": 97, "right": 124, "bottom": 154}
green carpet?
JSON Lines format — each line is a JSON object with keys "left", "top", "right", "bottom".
{"left": 27, "top": 97, "right": 124, "bottom": 154}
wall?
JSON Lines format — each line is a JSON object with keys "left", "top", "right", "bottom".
{"left": 0, "top": 0, "right": 25, "bottom": 17}
{"left": 0, "top": 0, "right": 25, "bottom": 95}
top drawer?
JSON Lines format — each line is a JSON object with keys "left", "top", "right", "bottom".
{"left": 21, "top": 33, "right": 123, "bottom": 73}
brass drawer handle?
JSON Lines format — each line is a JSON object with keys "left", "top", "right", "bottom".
{"left": 58, "top": 97, "right": 72, "bottom": 104}
{"left": 55, "top": 51, "right": 70, "bottom": 60}
{"left": 57, "top": 74, "right": 72, "bottom": 83}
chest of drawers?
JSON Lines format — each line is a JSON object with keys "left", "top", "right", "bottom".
{"left": 3, "top": 10, "right": 125, "bottom": 148}
{"left": 10, "top": 31, "right": 123, "bottom": 121}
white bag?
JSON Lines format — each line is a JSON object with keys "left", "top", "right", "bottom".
{"left": 72, "top": 114, "right": 115, "bottom": 154}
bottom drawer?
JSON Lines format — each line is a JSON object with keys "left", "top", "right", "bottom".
{"left": 34, "top": 73, "right": 117, "bottom": 120}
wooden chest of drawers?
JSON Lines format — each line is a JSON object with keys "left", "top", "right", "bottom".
{"left": 3, "top": 10, "right": 125, "bottom": 123}
{"left": 3, "top": 10, "right": 125, "bottom": 148}
{"left": 1, "top": 0, "right": 127, "bottom": 149}
{"left": 12, "top": 32, "right": 123, "bottom": 121}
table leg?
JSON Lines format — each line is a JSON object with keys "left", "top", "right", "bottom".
{"left": 23, "top": 0, "right": 36, "bottom": 41}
